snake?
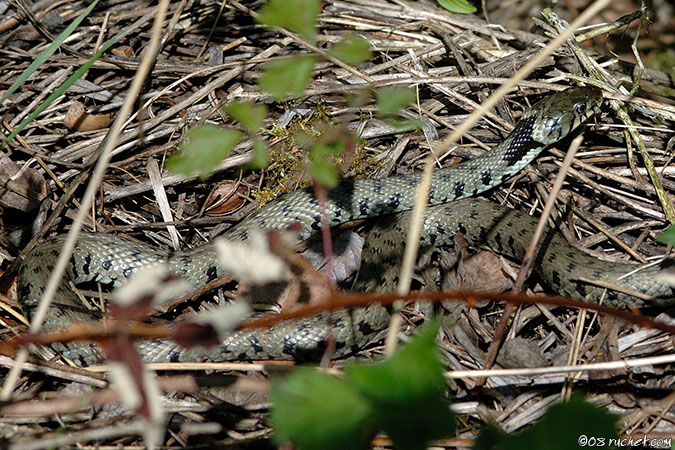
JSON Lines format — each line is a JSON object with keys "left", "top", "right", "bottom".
{"left": 17, "top": 86, "right": 675, "bottom": 366}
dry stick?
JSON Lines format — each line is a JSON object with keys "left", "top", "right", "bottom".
{"left": 561, "top": 299, "right": 589, "bottom": 401}
{"left": 444, "top": 353, "right": 675, "bottom": 380}
{"left": 0, "top": 0, "right": 171, "bottom": 401}
{"left": 571, "top": 207, "right": 647, "bottom": 263}
{"left": 383, "top": 0, "right": 611, "bottom": 356}
{"left": 479, "top": 135, "right": 586, "bottom": 384}
{"left": 110, "top": 349, "right": 675, "bottom": 379}
{"left": 147, "top": 157, "right": 181, "bottom": 250}
{"left": 13, "top": 289, "right": 675, "bottom": 354}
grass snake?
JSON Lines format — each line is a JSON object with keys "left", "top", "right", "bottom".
{"left": 18, "top": 87, "right": 675, "bottom": 365}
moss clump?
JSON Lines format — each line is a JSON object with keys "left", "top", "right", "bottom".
{"left": 255, "top": 103, "right": 377, "bottom": 207}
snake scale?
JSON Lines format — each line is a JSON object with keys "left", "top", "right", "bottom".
{"left": 18, "top": 87, "right": 675, "bottom": 365}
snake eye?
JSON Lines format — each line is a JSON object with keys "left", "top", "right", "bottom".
{"left": 574, "top": 103, "right": 587, "bottom": 115}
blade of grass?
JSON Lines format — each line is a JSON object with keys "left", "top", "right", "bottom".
{"left": 0, "top": 0, "right": 100, "bottom": 108}
{"left": 1, "top": 25, "right": 126, "bottom": 150}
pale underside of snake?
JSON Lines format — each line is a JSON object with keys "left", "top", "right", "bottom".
{"left": 18, "top": 87, "right": 675, "bottom": 366}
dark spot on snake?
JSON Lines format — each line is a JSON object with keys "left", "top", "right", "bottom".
{"left": 311, "top": 214, "right": 322, "bottom": 230}
{"left": 181, "top": 256, "right": 193, "bottom": 265}
{"left": 169, "top": 350, "right": 181, "bottom": 362}
{"left": 551, "top": 270, "right": 561, "bottom": 287}
{"left": 359, "top": 198, "right": 369, "bottom": 216}
{"left": 507, "top": 235, "right": 515, "bottom": 249}
{"left": 566, "top": 263, "right": 577, "bottom": 271}
{"left": 494, "top": 232, "right": 503, "bottom": 251}
{"left": 574, "top": 282, "right": 587, "bottom": 296}
{"left": 358, "top": 320, "right": 375, "bottom": 337}
{"left": 453, "top": 181, "right": 465, "bottom": 198}
{"left": 206, "top": 264, "right": 218, "bottom": 282}
{"left": 123, "top": 268, "right": 133, "bottom": 278}
{"left": 102, "top": 260, "right": 112, "bottom": 271}
{"left": 130, "top": 251, "right": 142, "bottom": 262}
{"left": 457, "top": 223, "right": 467, "bottom": 235}
{"left": 249, "top": 336, "right": 264, "bottom": 353}
{"left": 282, "top": 337, "right": 295, "bottom": 356}
{"left": 82, "top": 253, "right": 92, "bottom": 274}
{"left": 388, "top": 193, "right": 401, "bottom": 209}
{"left": 481, "top": 170, "right": 492, "bottom": 185}
{"left": 333, "top": 207, "right": 342, "bottom": 220}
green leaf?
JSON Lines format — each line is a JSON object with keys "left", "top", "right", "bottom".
{"left": 308, "top": 136, "right": 347, "bottom": 189}
{"left": 256, "top": 0, "right": 320, "bottom": 44}
{"left": 269, "top": 323, "right": 456, "bottom": 450}
{"left": 473, "top": 395, "right": 618, "bottom": 450}
{"left": 224, "top": 101, "right": 268, "bottom": 132}
{"left": 250, "top": 137, "right": 269, "bottom": 169}
{"left": 376, "top": 86, "right": 416, "bottom": 117}
{"left": 328, "top": 35, "right": 372, "bottom": 66}
{"left": 270, "top": 369, "right": 376, "bottom": 450}
{"left": 346, "top": 322, "right": 456, "bottom": 450}
{"left": 384, "top": 118, "right": 424, "bottom": 133}
{"left": 166, "top": 125, "right": 242, "bottom": 180}
{"left": 258, "top": 56, "right": 316, "bottom": 101}
{"left": 656, "top": 225, "right": 675, "bottom": 246}
{"left": 0, "top": 0, "right": 100, "bottom": 109}
{"left": 436, "top": 0, "right": 477, "bottom": 14}
{"left": 308, "top": 157, "right": 338, "bottom": 189}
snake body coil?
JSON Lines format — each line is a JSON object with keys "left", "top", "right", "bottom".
{"left": 18, "top": 87, "right": 674, "bottom": 365}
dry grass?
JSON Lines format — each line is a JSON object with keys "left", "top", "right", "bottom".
{"left": 0, "top": 0, "right": 674, "bottom": 448}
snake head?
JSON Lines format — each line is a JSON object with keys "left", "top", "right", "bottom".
{"left": 529, "top": 86, "right": 603, "bottom": 144}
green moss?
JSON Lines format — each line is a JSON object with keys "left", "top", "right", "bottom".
{"left": 254, "top": 104, "right": 386, "bottom": 208}
{"left": 352, "top": 140, "right": 384, "bottom": 176}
